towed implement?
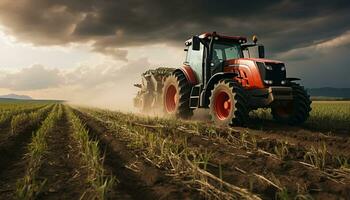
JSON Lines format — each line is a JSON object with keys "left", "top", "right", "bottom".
{"left": 133, "top": 67, "right": 175, "bottom": 112}
{"left": 134, "top": 32, "right": 311, "bottom": 125}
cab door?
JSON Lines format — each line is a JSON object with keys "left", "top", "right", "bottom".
{"left": 184, "top": 43, "right": 204, "bottom": 83}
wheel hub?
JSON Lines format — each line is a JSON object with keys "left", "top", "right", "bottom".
{"left": 223, "top": 100, "right": 231, "bottom": 110}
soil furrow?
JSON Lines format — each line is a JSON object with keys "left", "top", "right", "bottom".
{"left": 36, "top": 108, "right": 89, "bottom": 200}
{"left": 73, "top": 108, "right": 201, "bottom": 200}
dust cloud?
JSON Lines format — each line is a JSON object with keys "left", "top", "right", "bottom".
{"left": 66, "top": 83, "right": 138, "bottom": 112}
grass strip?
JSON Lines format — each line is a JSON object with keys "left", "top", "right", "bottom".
{"left": 67, "top": 107, "right": 115, "bottom": 200}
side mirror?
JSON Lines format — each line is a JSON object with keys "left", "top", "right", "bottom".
{"left": 192, "top": 36, "right": 200, "bottom": 51}
{"left": 258, "top": 45, "right": 265, "bottom": 58}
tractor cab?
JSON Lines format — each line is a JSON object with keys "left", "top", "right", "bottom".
{"left": 184, "top": 32, "right": 265, "bottom": 84}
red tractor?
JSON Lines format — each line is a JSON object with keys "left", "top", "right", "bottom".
{"left": 135, "top": 32, "right": 312, "bottom": 126}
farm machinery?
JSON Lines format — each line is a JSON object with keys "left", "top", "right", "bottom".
{"left": 134, "top": 32, "right": 311, "bottom": 125}
{"left": 133, "top": 67, "right": 175, "bottom": 112}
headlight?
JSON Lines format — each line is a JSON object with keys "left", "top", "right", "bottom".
{"left": 264, "top": 80, "right": 273, "bottom": 85}
{"left": 265, "top": 64, "right": 273, "bottom": 70}
{"left": 281, "top": 66, "right": 286, "bottom": 71}
{"left": 281, "top": 80, "right": 286, "bottom": 85}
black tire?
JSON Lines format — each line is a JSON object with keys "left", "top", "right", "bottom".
{"left": 271, "top": 83, "right": 312, "bottom": 125}
{"left": 162, "top": 71, "right": 193, "bottom": 119}
{"left": 209, "top": 79, "right": 249, "bottom": 126}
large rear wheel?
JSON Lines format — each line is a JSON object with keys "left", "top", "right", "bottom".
{"left": 271, "top": 84, "right": 312, "bottom": 125}
{"left": 209, "top": 80, "right": 249, "bottom": 126}
{"left": 162, "top": 71, "right": 193, "bottom": 119}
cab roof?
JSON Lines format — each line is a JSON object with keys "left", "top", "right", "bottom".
{"left": 185, "top": 32, "right": 247, "bottom": 45}
{"left": 200, "top": 32, "right": 247, "bottom": 42}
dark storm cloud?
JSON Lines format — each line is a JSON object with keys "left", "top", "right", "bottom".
{"left": 0, "top": 0, "right": 350, "bottom": 87}
{"left": 1, "top": 0, "right": 349, "bottom": 53}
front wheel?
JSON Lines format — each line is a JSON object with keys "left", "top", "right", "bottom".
{"left": 209, "top": 80, "right": 249, "bottom": 126}
{"left": 271, "top": 84, "right": 312, "bottom": 125}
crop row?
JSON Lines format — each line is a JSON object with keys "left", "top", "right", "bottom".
{"left": 10, "top": 104, "right": 54, "bottom": 135}
{"left": 16, "top": 104, "right": 62, "bottom": 199}
{"left": 67, "top": 107, "right": 115, "bottom": 199}
{"left": 0, "top": 104, "right": 48, "bottom": 127}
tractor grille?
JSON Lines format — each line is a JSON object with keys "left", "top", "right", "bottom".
{"left": 257, "top": 62, "right": 286, "bottom": 86}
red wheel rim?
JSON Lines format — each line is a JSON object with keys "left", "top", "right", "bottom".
{"left": 214, "top": 91, "right": 232, "bottom": 120}
{"left": 165, "top": 85, "right": 177, "bottom": 113}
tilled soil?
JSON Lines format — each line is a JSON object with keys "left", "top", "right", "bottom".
{"left": 186, "top": 134, "right": 350, "bottom": 199}
{"left": 83, "top": 108, "right": 350, "bottom": 200}
{"left": 130, "top": 121, "right": 350, "bottom": 199}
{"left": 73, "top": 109, "right": 201, "bottom": 200}
{"left": 37, "top": 109, "right": 89, "bottom": 200}
{"left": 1, "top": 105, "right": 349, "bottom": 200}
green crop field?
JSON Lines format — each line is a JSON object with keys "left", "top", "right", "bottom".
{"left": 250, "top": 101, "right": 350, "bottom": 133}
{"left": 0, "top": 100, "right": 349, "bottom": 199}
{"left": 307, "top": 101, "right": 350, "bottom": 132}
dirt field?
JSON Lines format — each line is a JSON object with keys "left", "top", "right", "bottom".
{"left": 0, "top": 101, "right": 349, "bottom": 200}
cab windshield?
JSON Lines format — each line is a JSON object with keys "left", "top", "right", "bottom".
{"left": 212, "top": 42, "right": 243, "bottom": 62}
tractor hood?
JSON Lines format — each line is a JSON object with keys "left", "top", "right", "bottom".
{"left": 239, "top": 58, "right": 283, "bottom": 64}
{"left": 224, "top": 58, "right": 284, "bottom": 66}
{"left": 223, "top": 57, "right": 287, "bottom": 89}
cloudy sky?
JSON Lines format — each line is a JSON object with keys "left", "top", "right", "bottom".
{"left": 0, "top": 0, "right": 349, "bottom": 110}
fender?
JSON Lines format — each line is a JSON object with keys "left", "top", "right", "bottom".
{"left": 174, "top": 66, "right": 198, "bottom": 85}
{"left": 202, "top": 72, "right": 238, "bottom": 107}
{"left": 286, "top": 77, "right": 300, "bottom": 85}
